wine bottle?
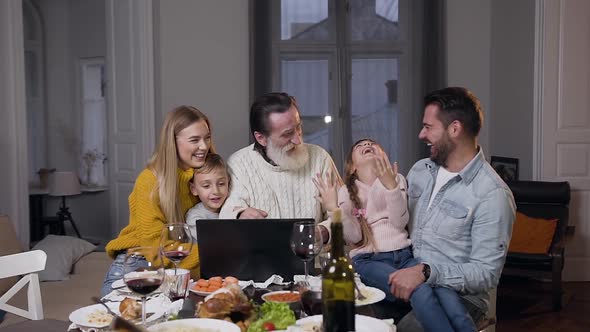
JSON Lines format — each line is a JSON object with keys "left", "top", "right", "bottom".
{"left": 322, "top": 209, "right": 355, "bottom": 332}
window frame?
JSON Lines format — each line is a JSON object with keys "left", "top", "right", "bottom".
{"left": 269, "top": 0, "right": 418, "bottom": 171}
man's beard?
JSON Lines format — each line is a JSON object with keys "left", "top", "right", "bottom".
{"left": 266, "top": 139, "right": 309, "bottom": 171}
{"left": 429, "top": 133, "right": 455, "bottom": 167}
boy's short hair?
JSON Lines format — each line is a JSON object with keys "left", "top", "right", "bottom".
{"left": 193, "top": 154, "right": 230, "bottom": 190}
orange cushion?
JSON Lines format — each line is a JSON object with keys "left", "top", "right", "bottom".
{"left": 508, "top": 211, "right": 557, "bottom": 254}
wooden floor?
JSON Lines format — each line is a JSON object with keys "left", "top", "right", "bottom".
{"left": 496, "top": 276, "right": 590, "bottom": 331}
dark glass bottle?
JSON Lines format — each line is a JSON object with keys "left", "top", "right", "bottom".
{"left": 322, "top": 209, "right": 355, "bottom": 332}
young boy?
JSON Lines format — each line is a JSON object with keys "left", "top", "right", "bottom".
{"left": 186, "top": 153, "right": 230, "bottom": 243}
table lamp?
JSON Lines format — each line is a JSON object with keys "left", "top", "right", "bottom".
{"left": 48, "top": 171, "right": 82, "bottom": 238}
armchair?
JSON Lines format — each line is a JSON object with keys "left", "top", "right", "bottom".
{"left": 503, "top": 180, "right": 571, "bottom": 311}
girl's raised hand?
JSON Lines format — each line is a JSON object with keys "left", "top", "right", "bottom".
{"left": 312, "top": 170, "right": 338, "bottom": 212}
{"left": 374, "top": 154, "right": 398, "bottom": 190}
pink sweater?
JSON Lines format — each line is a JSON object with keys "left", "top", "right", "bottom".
{"left": 338, "top": 174, "right": 411, "bottom": 258}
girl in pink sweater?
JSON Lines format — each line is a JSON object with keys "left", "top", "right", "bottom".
{"left": 315, "top": 139, "right": 476, "bottom": 332}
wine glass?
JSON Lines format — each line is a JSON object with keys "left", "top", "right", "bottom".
{"left": 160, "top": 223, "right": 193, "bottom": 299}
{"left": 122, "top": 246, "right": 165, "bottom": 325}
{"left": 160, "top": 223, "right": 193, "bottom": 270}
{"left": 290, "top": 221, "right": 324, "bottom": 283}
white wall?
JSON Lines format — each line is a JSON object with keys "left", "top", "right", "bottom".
{"left": 70, "top": 0, "right": 106, "bottom": 58}
{"left": 154, "top": 0, "right": 251, "bottom": 159}
{"left": 445, "top": 0, "right": 492, "bottom": 154}
{"left": 446, "top": 0, "right": 536, "bottom": 180}
{"left": 490, "top": 0, "right": 535, "bottom": 180}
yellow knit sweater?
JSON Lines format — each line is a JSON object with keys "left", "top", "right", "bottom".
{"left": 105, "top": 168, "right": 199, "bottom": 276}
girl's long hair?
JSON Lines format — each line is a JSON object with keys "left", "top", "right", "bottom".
{"left": 344, "top": 138, "right": 377, "bottom": 249}
{"left": 147, "top": 105, "right": 215, "bottom": 224}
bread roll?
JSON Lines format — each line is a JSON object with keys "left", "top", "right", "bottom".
{"left": 119, "top": 297, "right": 141, "bottom": 320}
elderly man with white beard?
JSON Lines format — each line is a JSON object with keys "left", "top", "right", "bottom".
{"left": 219, "top": 92, "right": 340, "bottom": 222}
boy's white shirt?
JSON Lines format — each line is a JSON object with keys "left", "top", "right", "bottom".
{"left": 185, "top": 202, "right": 219, "bottom": 243}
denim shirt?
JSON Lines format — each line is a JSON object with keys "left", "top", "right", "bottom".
{"left": 407, "top": 148, "right": 515, "bottom": 312}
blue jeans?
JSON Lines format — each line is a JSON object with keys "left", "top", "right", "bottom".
{"left": 352, "top": 247, "right": 476, "bottom": 332}
{"left": 101, "top": 253, "right": 148, "bottom": 297}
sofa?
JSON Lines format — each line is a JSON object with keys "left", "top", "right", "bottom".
{"left": 0, "top": 215, "right": 112, "bottom": 327}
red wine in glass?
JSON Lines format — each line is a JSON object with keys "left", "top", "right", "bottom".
{"left": 125, "top": 278, "right": 163, "bottom": 295}
{"left": 163, "top": 250, "right": 190, "bottom": 264}
{"left": 294, "top": 247, "right": 314, "bottom": 261}
{"left": 123, "top": 247, "right": 164, "bottom": 325}
{"left": 160, "top": 223, "right": 193, "bottom": 269}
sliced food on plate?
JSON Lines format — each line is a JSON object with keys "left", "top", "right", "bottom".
{"left": 190, "top": 276, "right": 239, "bottom": 295}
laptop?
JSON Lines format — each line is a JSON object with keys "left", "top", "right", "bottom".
{"left": 196, "top": 219, "right": 312, "bottom": 281}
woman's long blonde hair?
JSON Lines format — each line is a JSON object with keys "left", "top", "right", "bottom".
{"left": 148, "top": 105, "right": 215, "bottom": 224}
{"left": 344, "top": 138, "right": 378, "bottom": 249}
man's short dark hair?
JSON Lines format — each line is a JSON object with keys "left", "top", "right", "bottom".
{"left": 424, "top": 87, "right": 483, "bottom": 138}
{"left": 250, "top": 92, "right": 299, "bottom": 153}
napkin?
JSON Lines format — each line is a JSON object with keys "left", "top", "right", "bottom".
{"left": 293, "top": 274, "right": 367, "bottom": 291}
{"left": 293, "top": 275, "right": 322, "bottom": 290}
{"left": 238, "top": 274, "right": 290, "bottom": 289}
{"left": 382, "top": 318, "right": 396, "bottom": 331}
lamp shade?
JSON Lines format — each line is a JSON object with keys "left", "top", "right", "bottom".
{"left": 49, "top": 171, "right": 81, "bottom": 196}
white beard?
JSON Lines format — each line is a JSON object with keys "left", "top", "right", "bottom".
{"left": 266, "top": 139, "right": 309, "bottom": 171}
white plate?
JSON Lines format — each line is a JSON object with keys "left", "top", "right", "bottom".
{"left": 69, "top": 298, "right": 169, "bottom": 328}
{"left": 296, "top": 314, "right": 394, "bottom": 332}
{"left": 356, "top": 286, "right": 386, "bottom": 306}
{"left": 69, "top": 304, "right": 115, "bottom": 328}
{"left": 148, "top": 318, "right": 241, "bottom": 332}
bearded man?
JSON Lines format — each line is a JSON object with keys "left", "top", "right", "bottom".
{"left": 219, "top": 92, "right": 339, "bottom": 221}
{"left": 393, "top": 87, "right": 516, "bottom": 331}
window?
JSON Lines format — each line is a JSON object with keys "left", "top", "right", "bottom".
{"left": 78, "top": 58, "right": 107, "bottom": 186}
{"left": 268, "top": 0, "right": 422, "bottom": 171}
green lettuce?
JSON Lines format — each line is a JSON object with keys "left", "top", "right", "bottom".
{"left": 247, "top": 302, "right": 296, "bottom": 332}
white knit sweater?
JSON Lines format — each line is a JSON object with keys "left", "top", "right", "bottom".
{"left": 219, "top": 143, "right": 338, "bottom": 222}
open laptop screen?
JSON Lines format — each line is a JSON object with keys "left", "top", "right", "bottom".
{"left": 196, "top": 219, "right": 313, "bottom": 281}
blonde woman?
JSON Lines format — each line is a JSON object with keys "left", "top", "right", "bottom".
{"left": 101, "top": 106, "right": 214, "bottom": 296}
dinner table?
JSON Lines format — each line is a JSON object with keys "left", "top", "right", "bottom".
{"left": 37, "top": 274, "right": 409, "bottom": 332}
{"left": 185, "top": 281, "right": 411, "bottom": 325}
